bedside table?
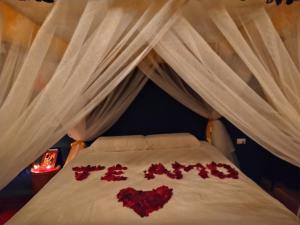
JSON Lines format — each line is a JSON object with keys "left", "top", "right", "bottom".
{"left": 31, "top": 166, "right": 61, "bottom": 194}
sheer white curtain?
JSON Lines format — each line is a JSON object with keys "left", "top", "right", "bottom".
{"left": 66, "top": 69, "right": 147, "bottom": 165}
{"left": 67, "top": 56, "right": 237, "bottom": 163}
{"left": 139, "top": 56, "right": 236, "bottom": 162}
{"left": 0, "top": 0, "right": 185, "bottom": 189}
{"left": 139, "top": 56, "right": 214, "bottom": 118}
{"left": 154, "top": 1, "right": 300, "bottom": 167}
{"left": 1, "top": 0, "right": 300, "bottom": 190}
{"left": 67, "top": 68, "right": 147, "bottom": 141}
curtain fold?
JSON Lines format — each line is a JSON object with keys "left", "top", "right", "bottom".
{"left": 0, "top": 17, "right": 34, "bottom": 106}
{"left": 68, "top": 56, "right": 237, "bottom": 163}
{"left": 67, "top": 69, "right": 147, "bottom": 141}
{"left": 139, "top": 55, "right": 214, "bottom": 118}
{"left": 1, "top": 0, "right": 300, "bottom": 190}
{"left": 0, "top": 0, "right": 185, "bottom": 189}
{"left": 139, "top": 55, "right": 236, "bottom": 163}
{"left": 154, "top": 12, "right": 300, "bottom": 167}
{"left": 210, "top": 7, "right": 300, "bottom": 130}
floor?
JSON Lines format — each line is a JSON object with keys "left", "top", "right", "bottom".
{"left": 0, "top": 196, "right": 33, "bottom": 225}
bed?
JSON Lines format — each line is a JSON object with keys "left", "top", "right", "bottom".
{"left": 7, "top": 134, "right": 299, "bottom": 225}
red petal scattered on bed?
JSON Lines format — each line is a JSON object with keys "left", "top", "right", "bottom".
{"left": 117, "top": 185, "right": 173, "bottom": 217}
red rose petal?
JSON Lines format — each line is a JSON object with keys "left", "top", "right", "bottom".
{"left": 72, "top": 164, "right": 105, "bottom": 181}
{"left": 101, "top": 164, "right": 128, "bottom": 182}
{"left": 117, "top": 186, "right": 173, "bottom": 217}
{"left": 207, "top": 162, "right": 239, "bottom": 179}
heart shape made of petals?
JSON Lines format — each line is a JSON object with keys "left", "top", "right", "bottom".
{"left": 117, "top": 185, "right": 173, "bottom": 217}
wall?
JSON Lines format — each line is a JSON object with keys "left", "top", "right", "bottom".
{"left": 222, "top": 118, "right": 300, "bottom": 189}
{"left": 103, "top": 80, "right": 208, "bottom": 140}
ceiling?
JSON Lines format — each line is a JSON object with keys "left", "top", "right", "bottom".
{"left": 2, "top": 0, "right": 88, "bottom": 41}
{"left": 3, "top": 0, "right": 52, "bottom": 25}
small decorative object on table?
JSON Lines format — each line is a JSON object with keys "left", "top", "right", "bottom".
{"left": 31, "top": 149, "right": 60, "bottom": 193}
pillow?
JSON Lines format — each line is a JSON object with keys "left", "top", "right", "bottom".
{"left": 145, "top": 133, "right": 200, "bottom": 150}
{"left": 90, "top": 135, "right": 147, "bottom": 152}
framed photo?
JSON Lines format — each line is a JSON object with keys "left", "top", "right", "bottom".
{"left": 40, "top": 149, "right": 58, "bottom": 169}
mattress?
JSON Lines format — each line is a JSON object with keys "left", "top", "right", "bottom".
{"left": 7, "top": 134, "right": 299, "bottom": 225}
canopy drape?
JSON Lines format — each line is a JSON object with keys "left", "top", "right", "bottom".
{"left": 68, "top": 58, "right": 237, "bottom": 163}
{"left": 0, "top": 17, "right": 34, "bottom": 107}
{"left": 154, "top": 6, "right": 300, "bottom": 166}
{"left": 67, "top": 68, "right": 148, "bottom": 141}
{"left": 139, "top": 57, "right": 236, "bottom": 162}
{"left": 0, "top": 0, "right": 299, "bottom": 189}
{"left": 0, "top": 0, "right": 185, "bottom": 189}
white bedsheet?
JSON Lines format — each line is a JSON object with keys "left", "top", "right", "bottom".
{"left": 7, "top": 134, "right": 299, "bottom": 225}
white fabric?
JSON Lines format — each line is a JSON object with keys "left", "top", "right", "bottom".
{"left": 0, "top": 17, "right": 34, "bottom": 106}
{"left": 70, "top": 57, "right": 235, "bottom": 162}
{"left": 210, "top": 120, "right": 237, "bottom": 164}
{"left": 91, "top": 135, "right": 147, "bottom": 152}
{"left": 67, "top": 69, "right": 147, "bottom": 141}
{"left": 7, "top": 134, "right": 299, "bottom": 225}
{"left": 0, "top": 0, "right": 184, "bottom": 189}
{"left": 154, "top": 10, "right": 300, "bottom": 166}
{"left": 1, "top": 0, "right": 300, "bottom": 190}
{"left": 90, "top": 133, "right": 202, "bottom": 152}
{"left": 207, "top": 4, "right": 300, "bottom": 165}
{"left": 145, "top": 133, "right": 201, "bottom": 150}
{"left": 210, "top": 7, "right": 300, "bottom": 125}
{"left": 139, "top": 55, "right": 235, "bottom": 160}
{"left": 139, "top": 57, "right": 214, "bottom": 119}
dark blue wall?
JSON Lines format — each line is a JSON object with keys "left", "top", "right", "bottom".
{"left": 222, "top": 118, "right": 300, "bottom": 189}
{"left": 103, "top": 80, "right": 207, "bottom": 140}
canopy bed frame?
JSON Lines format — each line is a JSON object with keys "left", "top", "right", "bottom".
{"left": 1, "top": 0, "right": 300, "bottom": 224}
